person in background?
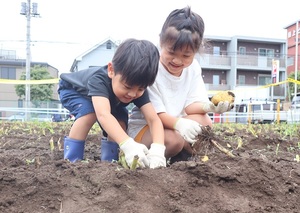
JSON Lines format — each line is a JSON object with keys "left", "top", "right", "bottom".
{"left": 128, "top": 6, "right": 233, "bottom": 163}
{"left": 52, "top": 114, "right": 63, "bottom": 122}
{"left": 58, "top": 38, "right": 166, "bottom": 169}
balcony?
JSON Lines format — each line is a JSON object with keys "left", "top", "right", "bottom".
{"left": 236, "top": 55, "right": 286, "bottom": 69}
{"left": 205, "top": 83, "right": 232, "bottom": 93}
{"left": 196, "top": 54, "right": 231, "bottom": 68}
{"left": 196, "top": 52, "right": 286, "bottom": 70}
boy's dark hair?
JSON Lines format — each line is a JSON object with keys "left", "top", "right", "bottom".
{"left": 112, "top": 38, "right": 159, "bottom": 88}
{"left": 159, "top": 6, "right": 205, "bottom": 53}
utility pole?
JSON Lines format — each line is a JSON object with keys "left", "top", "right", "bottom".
{"left": 20, "top": 0, "right": 39, "bottom": 120}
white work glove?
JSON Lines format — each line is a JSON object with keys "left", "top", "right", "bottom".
{"left": 147, "top": 143, "right": 166, "bottom": 169}
{"left": 174, "top": 118, "right": 202, "bottom": 144}
{"left": 119, "top": 138, "right": 150, "bottom": 168}
{"left": 202, "top": 101, "right": 233, "bottom": 114}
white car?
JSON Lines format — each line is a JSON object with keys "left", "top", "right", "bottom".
{"left": 34, "top": 114, "right": 52, "bottom": 122}
{"left": 291, "top": 93, "right": 300, "bottom": 109}
{"left": 7, "top": 113, "right": 25, "bottom": 121}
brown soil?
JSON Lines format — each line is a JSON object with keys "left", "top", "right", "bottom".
{"left": 0, "top": 121, "right": 300, "bottom": 213}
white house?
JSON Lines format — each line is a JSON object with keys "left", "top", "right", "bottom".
{"left": 70, "top": 38, "right": 119, "bottom": 72}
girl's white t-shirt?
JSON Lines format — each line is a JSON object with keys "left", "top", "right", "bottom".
{"left": 127, "top": 59, "right": 209, "bottom": 138}
{"left": 148, "top": 59, "right": 209, "bottom": 117}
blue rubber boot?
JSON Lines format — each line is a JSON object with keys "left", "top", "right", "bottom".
{"left": 64, "top": 136, "right": 85, "bottom": 162}
{"left": 101, "top": 139, "right": 119, "bottom": 162}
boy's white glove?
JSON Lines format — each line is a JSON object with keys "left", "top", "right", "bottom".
{"left": 174, "top": 118, "right": 202, "bottom": 144}
{"left": 147, "top": 143, "right": 166, "bottom": 169}
{"left": 119, "top": 138, "right": 150, "bottom": 168}
{"left": 202, "top": 101, "right": 232, "bottom": 114}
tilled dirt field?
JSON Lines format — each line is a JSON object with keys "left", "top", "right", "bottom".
{"left": 0, "top": 121, "right": 300, "bottom": 213}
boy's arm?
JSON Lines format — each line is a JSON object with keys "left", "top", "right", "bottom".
{"left": 92, "top": 96, "right": 150, "bottom": 167}
{"left": 140, "top": 103, "right": 166, "bottom": 168}
{"left": 92, "top": 96, "right": 129, "bottom": 143}
{"left": 140, "top": 103, "right": 164, "bottom": 145}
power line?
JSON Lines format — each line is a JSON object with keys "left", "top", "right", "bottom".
{"left": 0, "top": 40, "right": 90, "bottom": 45}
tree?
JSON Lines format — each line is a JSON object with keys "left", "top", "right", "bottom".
{"left": 15, "top": 65, "right": 54, "bottom": 107}
{"left": 287, "top": 71, "right": 300, "bottom": 100}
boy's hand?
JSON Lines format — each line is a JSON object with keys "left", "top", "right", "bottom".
{"left": 174, "top": 118, "right": 202, "bottom": 144}
{"left": 202, "top": 101, "right": 233, "bottom": 114}
{"left": 119, "top": 138, "right": 150, "bottom": 168}
{"left": 147, "top": 143, "right": 166, "bottom": 169}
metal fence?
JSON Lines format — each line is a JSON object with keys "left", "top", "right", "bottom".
{"left": 1, "top": 101, "right": 300, "bottom": 124}
{"left": 0, "top": 106, "right": 69, "bottom": 122}
{"left": 209, "top": 109, "right": 300, "bottom": 124}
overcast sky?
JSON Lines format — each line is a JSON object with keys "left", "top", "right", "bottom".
{"left": 0, "top": 0, "right": 299, "bottom": 73}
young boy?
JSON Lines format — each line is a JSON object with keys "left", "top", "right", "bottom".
{"left": 58, "top": 38, "right": 166, "bottom": 169}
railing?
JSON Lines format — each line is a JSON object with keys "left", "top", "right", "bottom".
{"left": 1, "top": 106, "right": 300, "bottom": 124}
{"left": 195, "top": 53, "right": 286, "bottom": 69}
{"left": 196, "top": 54, "right": 231, "bottom": 67}
{"left": 0, "top": 107, "right": 70, "bottom": 122}
{"left": 210, "top": 109, "right": 300, "bottom": 124}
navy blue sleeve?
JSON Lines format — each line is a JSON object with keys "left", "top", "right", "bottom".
{"left": 133, "top": 90, "right": 150, "bottom": 108}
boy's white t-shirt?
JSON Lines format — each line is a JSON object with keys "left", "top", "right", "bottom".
{"left": 127, "top": 59, "right": 209, "bottom": 138}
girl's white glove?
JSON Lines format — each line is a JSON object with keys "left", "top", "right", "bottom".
{"left": 202, "top": 101, "right": 232, "bottom": 114}
{"left": 174, "top": 118, "right": 202, "bottom": 144}
{"left": 147, "top": 143, "right": 166, "bottom": 169}
{"left": 119, "top": 138, "right": 150, "bottom": 168}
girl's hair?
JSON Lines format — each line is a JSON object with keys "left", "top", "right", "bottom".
{"left": 112, "top": 38, "right": 159, "bottom": 88}
{"left": 159, "top": 6, "right": 205, "bottom": 53}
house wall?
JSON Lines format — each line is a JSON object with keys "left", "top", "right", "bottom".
{"left": 78, "top": 46, "right": 116, "bottom": 70}
{"left": 0, "top": 62, "right": 59, "bottom": 109}
{"left": 74, "top": 40, "right": 118, "bottom": 71}
{"left": 1, "top": 66, "right": 24, "bottom": 107}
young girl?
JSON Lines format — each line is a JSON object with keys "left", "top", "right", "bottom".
{"left": 128, "top": 7, "right": 233, "bottom": 163}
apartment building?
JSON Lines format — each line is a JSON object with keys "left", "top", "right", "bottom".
{"left": 0, "top": 36, "right": 288, "bottom": 115}
{"left": 196, "top": 35, "right": 287, "bottom": 102}
{"left": 284, "top": 19, "right": 300, "bottom": 76}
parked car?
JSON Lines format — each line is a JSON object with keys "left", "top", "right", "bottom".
{"left": 235, "top": 100, "right": 288, "bottom": 124}
{"left": 31, "top": 114, "right": 52, "bottom": 122}
{"left": 7, "top": 113, "right": 25, "bottom": 121}
{"left": 291, "top": 93, "right": 300, "bottom": 109}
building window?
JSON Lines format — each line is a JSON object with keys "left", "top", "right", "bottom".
{"left": 18, "top": 99, "right": 23, "bottom": 108}
{"left": 213, "top": 75, "right": 219, "bottom": 85}
{"left": 213, "top": 46, "right": 220, "bottom": 55}
{"left": 238, "top": 75, "right": 245, "bottom": 85}
{"left": 1, "top": 67, "right": 16, "bottom": 79}
{"left": 239, "top": 47, "right": 246, "bottom": 55}
{"left": 106, "top": 42, "right": 112, "bottom": 49}
{"left": 287, "top": 56, "right": 294, "bottom": 66}
{"left": 258, "top": 48, "right": 274, "bottom": 58}
{"left": 258, "top": 75, "right": 271, "bottom": 85}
